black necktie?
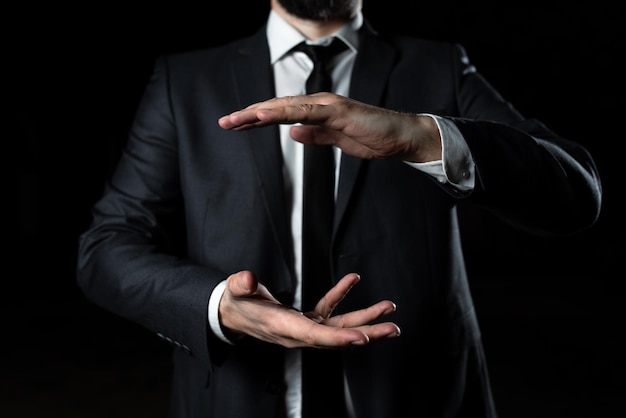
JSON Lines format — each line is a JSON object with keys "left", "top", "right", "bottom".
{"left": 293, "top": 38, "right": 348, "bottom": 418}
{"left": 293, "top": 39, "right": 347, "bottom": 94}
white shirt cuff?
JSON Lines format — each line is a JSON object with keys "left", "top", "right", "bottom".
{"left": 405, "top": 114, "right": 475, "bottom": 193}
{"left": 208, "top": 280, "right": 235, "bottom": 345}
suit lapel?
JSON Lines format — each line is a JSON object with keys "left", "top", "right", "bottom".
{"left": 230, "top": 27, "right": 297, "bottom": 292}
{"left": 226, "top": 23, "right": 398, "bottom": 289}
{"left": 349, "top": 21, "right": 397, "bottom": 107}
{"left": 334, "top": 22, "right": 397, "bottom": 235}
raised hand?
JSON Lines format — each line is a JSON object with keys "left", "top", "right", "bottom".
{"left": 218, "top": 93, "right": 442, "bottom": 163}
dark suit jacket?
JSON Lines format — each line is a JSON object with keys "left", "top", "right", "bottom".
{"left": 76, "top": 19, "right": 602, "bottom": 418}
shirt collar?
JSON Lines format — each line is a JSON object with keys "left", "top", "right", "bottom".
{"left": 266, "top": 9, "right": 362, "bottom": 64}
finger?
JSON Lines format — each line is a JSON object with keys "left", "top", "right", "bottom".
{"left": 313, "top": 273, "right": 361, "bottom": 317}
{"left": 327, "top": 299, "right": 397, "bottom": 328}
{"left": 251, "top": 93, "right": 337, "bottom": 111}
{"left": 255, "top": 103, "right": 338, "bottom": 126}
{"left": 353, "top": 322, "right": 401, "bottom": 341}
{"left": 219, "top": 95, "right": 342, "bottom": 130}
{"left": 217, "top": 96, "right": 300, "bottom": 129}
{"left": 270, "top": 309, "right": 369, "bottom": 348}
{"left": 288, "top": 124, "right": 348, "bottom": 146}
{"left": 298, "top": 321, "right": 371, "bottom": 348}
{"left": 330, "top": 273, "right": 361, "bottom": 295}
{"left": 227, "top": 271, "right": 280, "bottom": 303}
{"left": 217, "top": 110, "right": 263, "bottom": 130}
{"left": 227, "top": 270, "right": 258, "bottom": 297}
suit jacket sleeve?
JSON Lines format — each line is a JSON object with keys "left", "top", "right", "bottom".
{"left": 447, "top": 44, "right": 602, "bottom": 234}
{"left": 349, "top": 29, "right": 601, "bottom": 238}
{"left": 76, "top": 55, "right": 229, "bottom": 369}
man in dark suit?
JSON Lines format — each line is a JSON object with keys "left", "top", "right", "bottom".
{"left": 76, "top": 0, "right": 602, "bottom": 417}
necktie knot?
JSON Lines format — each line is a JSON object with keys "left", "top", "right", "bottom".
{"left": 292, "top": 38, "right": 348, "bottom": 93}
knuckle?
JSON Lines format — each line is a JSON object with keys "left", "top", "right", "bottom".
{"left": 297, "top": 103, "right": 314, "bottom": 112}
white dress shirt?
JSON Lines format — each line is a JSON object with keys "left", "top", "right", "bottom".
{"left": 208, "top": 9, "right": 476, "bottom": 418}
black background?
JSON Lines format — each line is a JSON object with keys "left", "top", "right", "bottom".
{"left": 8, "top": 1, "right": 625, "bottom": 417}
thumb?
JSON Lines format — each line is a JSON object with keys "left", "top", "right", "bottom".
{"left": 227, "top": 270, "right": 259, "bottom": 297}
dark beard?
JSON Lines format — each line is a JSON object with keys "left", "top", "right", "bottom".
{"left": 277, "top": 0, "right": 357, "bottom": 21}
